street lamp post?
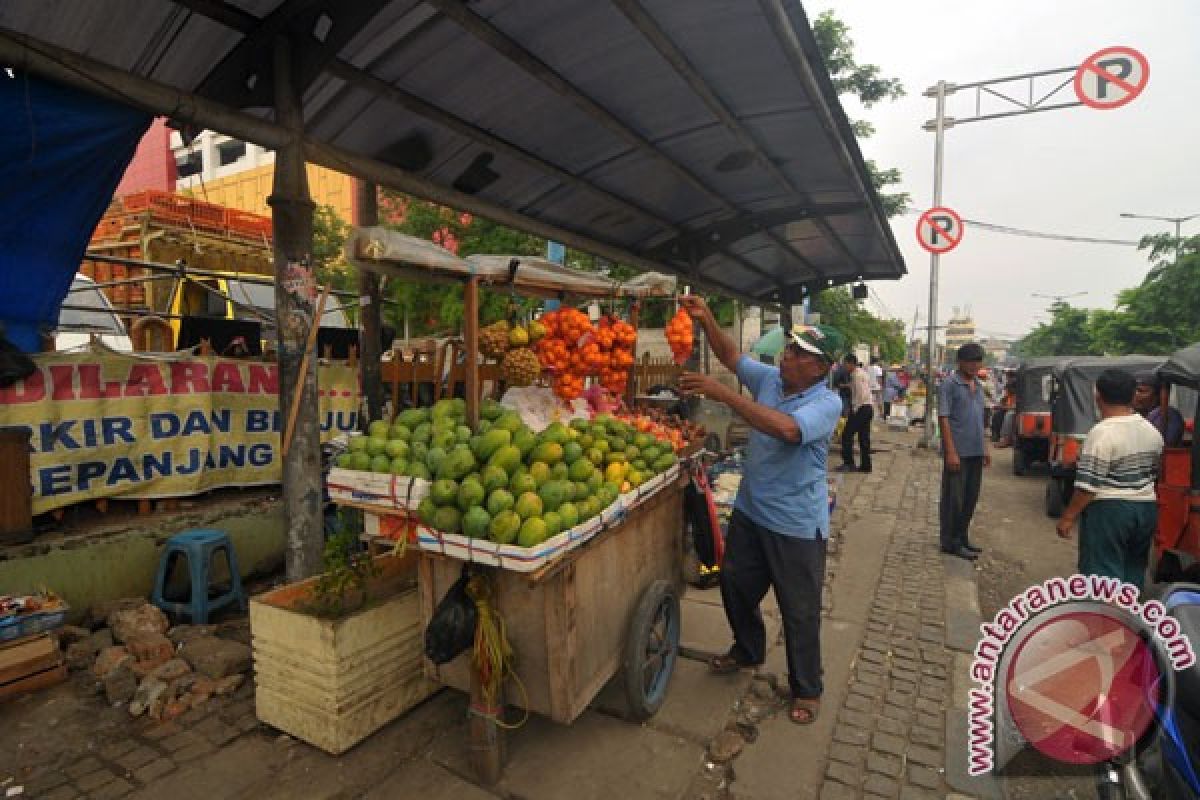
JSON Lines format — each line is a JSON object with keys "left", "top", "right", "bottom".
{"left": 1031, "top": 291, "right": 1087, "bottom": 306}
{"left": 1119, "top": 212, "right": 1200, "bottom": 262}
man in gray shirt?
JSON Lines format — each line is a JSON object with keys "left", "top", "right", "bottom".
{"left": 938, "top": 343, "right": 991, "bottom": 560}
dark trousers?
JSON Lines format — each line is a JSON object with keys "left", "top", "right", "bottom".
{"left": 841, "top": 405, "right": 873, "bottom": 469}
{"left": 990, "top": 409, "right": 1007, "bottom": 442}
{"left": 883, "top": 401, "right": 892, "bottom": 419}
{"left": 720, "top": 510, "right": 826, "bottom": 698}
{"left": 1079, "top": 499, "right": 1157, "bottom": 589}
{"left": 940, "top": 457, "right": 984, "bottom": 551}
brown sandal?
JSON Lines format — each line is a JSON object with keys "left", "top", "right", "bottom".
{"left": 709, "top": 653, "right": 753, "bottom": 674}
{"left": 789, "top": 698, "right": 820, "bottom": 725}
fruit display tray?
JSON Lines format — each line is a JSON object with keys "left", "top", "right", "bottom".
{"left": 410, "top": 464, "right": 680, "bottom": 573}
{"left": 327, "top": 469, "right": 430, "bottom": 512}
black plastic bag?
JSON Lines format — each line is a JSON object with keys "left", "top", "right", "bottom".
{"left": 685, "top": 478, "right": 720, "bottom": 569}
{"left": 0, "top": 334, "right": 35, "bottom": 389}
{"left": 424, "top": 567, "right": 477, "bottom": 665}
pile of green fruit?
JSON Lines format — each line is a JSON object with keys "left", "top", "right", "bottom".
{"left": 336, "top": 396, "right": 474, "bottom": 480}
{"left": 340, "top": 400, "right": 679, "bottom": 549}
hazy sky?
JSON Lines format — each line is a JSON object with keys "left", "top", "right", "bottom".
{"left": 818, "top": 0, "right": 1200, "bottom": 342}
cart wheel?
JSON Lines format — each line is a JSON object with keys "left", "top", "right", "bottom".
{"left": 1045, "top": 479, "right": 1065, "bottom": 518}
{"left": 1012, "top": 444, "right": 1026, "bottom": 476}
{"left": 622, "top": 579, "right": 680, "bottom": 722}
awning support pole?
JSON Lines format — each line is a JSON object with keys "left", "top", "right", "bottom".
{"left": 268, "top": 35, "right": 323, "bottom": 581}
{"left": 355, "top": 181, "right": 384, "bottom": 422}
{"left": 463, "top": 277, "right": 481, "bottom": 428}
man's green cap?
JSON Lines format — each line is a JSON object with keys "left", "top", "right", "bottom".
{"left": 788, "top": 324, "right": 835, "bottom": 363}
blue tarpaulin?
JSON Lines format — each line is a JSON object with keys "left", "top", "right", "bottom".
{"left": 0, "top": 71, "right": 149, "bottom": 352}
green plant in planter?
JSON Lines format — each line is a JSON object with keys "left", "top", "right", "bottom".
{"left": 309, "top": 510, "right": 380, "bottom": 618}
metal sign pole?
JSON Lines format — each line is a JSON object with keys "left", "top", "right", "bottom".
{"left": 923, "top": 80, "right": 947, "bottom": 447}
{"left": 914, "top": 50, "right": 1148, "bottom": 447}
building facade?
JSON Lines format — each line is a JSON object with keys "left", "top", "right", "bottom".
{"left": 169, "top": 129, "right": 355, "bottom": 222}
{"left": 113, "top": 121, "right": 356, "bottom": 221}
{"left": 944, "top": 309, "right": 977, "bottom": 356}
{"left": 112, "top": 118, "right": 177, "bottom": 196}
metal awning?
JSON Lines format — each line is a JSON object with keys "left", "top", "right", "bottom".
{"left": 0, "top": 0, "right": 906, "bottom": 303}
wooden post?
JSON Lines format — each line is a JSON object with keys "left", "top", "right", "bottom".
{"left": 268, "top": 35, "right": 323, "bottom": 582}
{"left": 469, "top": 568, "right": 505, "bottom": 784}
{"left": 625, "top": 302, "right": 639, "bottom": 407}
{"left": 469, "top": 659, "right": 506, "bottom": 784}
{"left": 0, "top": 428, "right": 32, "bottom": 542}
{"left": 355, "top": 180, "right": 385, "bottom": 423}
{"left": 464, "top": 276, "right": 481, "bottom": 428}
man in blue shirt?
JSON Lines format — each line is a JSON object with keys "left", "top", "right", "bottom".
{"left": 938, "top": 343, "right": 991, "bottom": 560}
{"left": 678, "top": 295, "right": 842, "bottom": 726}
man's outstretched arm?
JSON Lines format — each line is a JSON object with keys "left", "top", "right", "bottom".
{"left": 678, "top": 295, "right": 740, "bottom": 373}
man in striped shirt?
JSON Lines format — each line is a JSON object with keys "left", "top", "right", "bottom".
{"left": 1055, "top": 369, "right": 1164, "bottom": 588}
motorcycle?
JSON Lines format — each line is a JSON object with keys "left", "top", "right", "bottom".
{"left": 1096, "top": 583, "right": 1200, "bottom": 800}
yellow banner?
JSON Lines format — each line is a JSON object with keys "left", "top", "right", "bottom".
{"left": 0, "top": 352, "right": 360, "bottom": 514}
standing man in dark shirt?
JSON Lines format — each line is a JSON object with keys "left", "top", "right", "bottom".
{"left": 938, "top": 343, "right": 990, "bottom": 560}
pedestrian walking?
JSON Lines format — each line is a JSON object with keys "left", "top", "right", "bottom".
{"left": 883, "top": 368, "right": 902, "bottom": 420}
{"left": 838, "top": 355, "right": 873, "bottom": 473}
{"left": 979, "top": 368, "right": 997, "bottom": 430}
{"left": 991, "top": 368, "right": 1016, "bottom": 444}
{"left": 938, "top": 342, "right": 990, "bottom": 560}
{"left": 675, "top": 295, "right": 841, "bottom": 726}
{"left": 869, "top": 357, "right": 884, "bottom": 415}
{"left": 1056, "top": 369, "right": 1164, "bottom": 589}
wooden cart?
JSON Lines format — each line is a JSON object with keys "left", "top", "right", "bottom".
{"left": 417, "top": 474, "right": 686, "bottom": 780}
{"left": 346, "top": 232, "right": 687, "bottom": 781}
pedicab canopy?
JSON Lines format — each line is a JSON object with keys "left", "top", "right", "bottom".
{"left": 1159, "top": 343, "right": 1200, "bottom": 390}
{"left": 345, "top": 228, "right": 675, "bottom": 299}
{"left": 1157, "top": 343, "right": 1200, "bottom": 428}
{"left": 1050, "top": 355, "right": 1166, "bottom": 436}
{"left": 0, "top": 0, "right": 905, "bottom": 309}
{"left": 1014, "top": 356, "right": 1073, "bottom": 414}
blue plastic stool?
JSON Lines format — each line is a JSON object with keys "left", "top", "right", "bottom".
{"left": 151, "top": 529, "right": 247, "bottom": 624}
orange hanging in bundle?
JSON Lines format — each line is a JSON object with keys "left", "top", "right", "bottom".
{"left": 666, "top": 308, "right": 694, "bottom": 365}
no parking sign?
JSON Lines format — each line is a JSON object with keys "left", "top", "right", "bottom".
{"left": 1074, "top": 46, "right": 1149, "bottom": 110}
{"left": 916, "top": 207, "right": 964, "bottom": 255}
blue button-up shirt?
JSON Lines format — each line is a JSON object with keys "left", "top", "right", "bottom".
{"left": 938, "top": 371, "right": 986, "bottom": 458}
{"left": 733, "top": 356, "right": 843, "bottom": 539}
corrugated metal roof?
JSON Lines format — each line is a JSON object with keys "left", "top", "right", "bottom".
{"left": 0, "top": 0, "right": 906, "bottom": 302}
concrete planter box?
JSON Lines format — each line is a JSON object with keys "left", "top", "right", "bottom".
{"left": 249, "top": 553, "right": 437, "bottom": 754}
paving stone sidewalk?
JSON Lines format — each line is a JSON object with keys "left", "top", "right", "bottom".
{"left": 816, "top": 445, "right": 954, "bottom": 800}
{"left": 4, "top": 679, "right": 258, "bottom": 800}
{"left": 4, "top": 429, "right": 1003, "bottom": 800}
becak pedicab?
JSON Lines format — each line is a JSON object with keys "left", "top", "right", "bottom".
{"left": 1151, "top": 343, "right": 1200, "bottom": 582}
{"left": 1010, "top": 356, "right": 1071, "bottom": 475}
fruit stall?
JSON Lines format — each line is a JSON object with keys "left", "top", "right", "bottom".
{"left": 332, "top": 228, "right": 702, "bottom": 781}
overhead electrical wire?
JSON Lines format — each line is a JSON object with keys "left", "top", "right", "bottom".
{"left": 899, "top": 207, "right": 1140, "bottom": 246}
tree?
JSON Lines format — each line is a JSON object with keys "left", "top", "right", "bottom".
{"left": 805, "top": 11, "right": 911, "bottom": 356}
{"left": 1014, "top": 233, "right": 1200, "bottom": 357}
{"left": 311, "top": 204, "right": 357, "bottom": 321}
{"left": 1015, "top": 302, "right": 1099, "bottom": 357}
{"left": 376, "top": 192, "right": 547, "bottom": 337}
{"left": 811, "top": 10, "right": 909, "bottom": 217}
{"left": 810, "top": 287, "right": 906, "bottom": 362}
{"left": 1096, "top": 234, "right": 1200, "bottom": 353}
